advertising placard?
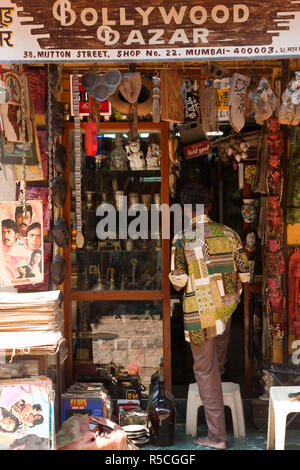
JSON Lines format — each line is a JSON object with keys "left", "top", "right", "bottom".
{"left": 183, "top": 140, "right": 212, "bottom": 159}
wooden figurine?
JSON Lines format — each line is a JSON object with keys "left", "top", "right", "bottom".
{"left": 152, "top": 74, "right": 161, "bottom": 123}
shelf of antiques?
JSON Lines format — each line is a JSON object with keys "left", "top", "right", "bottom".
{"left": 62, "top": 121, "right": 171, "bottom": 392}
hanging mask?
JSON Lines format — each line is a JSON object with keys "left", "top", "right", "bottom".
{"left": 50, "top": 255, "right": 66, "bottom": 285}
{"left": 46, "top": 93, "right": 65, "bottom": 138}
{"left": 52, "top": 176, "right": 68, "bottom": 208}
{"left": 53, "top": 99, "right": 65, "bottom": 136}
{"left": 81, "top": 69, "right": 121, "bottom": 102}
{"left": 48, "top": 64, "right": 59, "bottom": 89}
{"left": 54, "top": 143, "right": 66, "bottom": 174}
{"left": 53, "top": 219, "right": 69, "bottom": 247}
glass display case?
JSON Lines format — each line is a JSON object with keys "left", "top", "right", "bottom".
{"left": 69, "top": 128, "right": 163, "bottom": 292}
{"left": 63, "top": 122, "right": 171, "bottom": 392}
{"left": 71, "top": 299, "right": 163, "bottom": 397}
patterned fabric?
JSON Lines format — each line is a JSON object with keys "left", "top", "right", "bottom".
{"left": 169, "top": 215, "right": 250, "bottom": 344}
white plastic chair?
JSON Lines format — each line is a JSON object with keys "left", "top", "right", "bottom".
{"left": 185, "top": 382, "right": 246, "bottom": 438}
{"left": 267, "top": 386, "right": 300, "bottom": 450}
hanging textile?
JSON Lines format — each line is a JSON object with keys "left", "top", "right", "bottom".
{"left": 264, "top": 118, "right": 285, "bottom": 357}
{"left": 160, "top": 69, "right": 184, "bottom": 123}
{"left": 0, "top": 69, "right": 43, "bottom": 181}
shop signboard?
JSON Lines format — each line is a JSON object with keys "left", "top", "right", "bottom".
{"left": 0, "top": 1, "right": 300, "bottom": 62}
{"left": 183, "top": 140, "right": 212, "bottom": 159}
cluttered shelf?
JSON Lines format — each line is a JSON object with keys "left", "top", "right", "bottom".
{"left": 63, "top": 120, "right": 171, "bottom": 390}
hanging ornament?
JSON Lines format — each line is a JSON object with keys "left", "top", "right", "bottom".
{"left": 264, "top": 117, "right": 286, "bottom": 353}
{"left": 288, "top": 248, "right": 300, "bottom": 336}
{"left": 47, "top": 65, "right": 54, "bottom": 221}
{"left": 228, "top": 73, "right": 251, "bottom": 133}
{"left": 183, "top": 78, "right": 200, "bottom": 122}
{"left": 199, "top": 87, "right": 219, "bottom": 136}
{"left": 81, "top": 69, "right": 121, "bottom": 102}
{"left": 218, "top": 134, "right": 250, "bottom": 164}
{"left": 279, "top": 79, "right": 300, "bottom": 125}
{"left": 266, "top": 278, "right": 285, "bottom": 348}
{"left": 248, "top": 77, "right": 277, "bottom": 125}
{"left": 18, "top": 72, "right": 28, "bottom": 212}
{"left": 152, "top": 73, "right": 161, "bottom": 123}
{"left": 84, "top": 96, "right": 97, "bottom": 156}
{"left": 72, "top": 72, "right": 84, "bottom": 249}
{"left": 119, "top": 69, "right": 141, "bottom": 140}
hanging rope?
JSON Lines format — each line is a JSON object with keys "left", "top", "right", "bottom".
{"left": 72, "top": 71, "right": 84, "bottom": 248}
{"left": 18, "top": 72, "right": 27, "bottom": 216}
{"left": 47, "top": 64, "right": 54, "bottom": 221}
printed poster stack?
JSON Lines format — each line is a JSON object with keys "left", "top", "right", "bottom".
{"left": 0, "top": 290, "right": 64, "bottom": 355}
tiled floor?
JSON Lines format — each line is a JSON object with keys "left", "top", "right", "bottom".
{"left": 143, "top": 423, "right": 300, "bottom": 451}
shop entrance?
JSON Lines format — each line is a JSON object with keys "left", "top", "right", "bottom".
{"left": 170, "top": 108, "right": 266, "bottom": 398}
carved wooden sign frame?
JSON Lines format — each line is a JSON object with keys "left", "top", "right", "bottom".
{"left": 1, "top": 1, "right": 300, "bottom": 62}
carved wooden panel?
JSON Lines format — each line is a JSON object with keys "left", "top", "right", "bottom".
{"left": 12, "top": 0, "right": 300, "bottom": 50}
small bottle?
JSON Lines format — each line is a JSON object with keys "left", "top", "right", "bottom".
{"left": 147, "top": 376, "right": 176, "bottom": 447}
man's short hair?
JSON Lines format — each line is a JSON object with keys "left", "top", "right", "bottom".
{"left": 179, "top": 183, "right": 210, "bottom": 207}
{"left": 15, "top": 204, "right": 33, "bottom": 219}
{"left": 26, "top": 222, "right": 41, "bottom": 235}
{"left": 2, "top": 218, "right": 18, "bottom": 233}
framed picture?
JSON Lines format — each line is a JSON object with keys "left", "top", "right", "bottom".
{"left": 0, "top": 135, "right": 39, "bottom": 166}
{"left": 70, "top": 74, "right": 111, "bottom": 117}
{"left": 0, "top": 200, "right": 43, "bottom": 287}
{"left": 0, "top": 70, "right": 38, "bottom": 165}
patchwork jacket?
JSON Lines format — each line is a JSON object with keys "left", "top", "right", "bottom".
{"left": 169, "top": 215, "right": 250, "bottom": 344}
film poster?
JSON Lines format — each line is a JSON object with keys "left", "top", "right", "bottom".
{"left": 0, "top": 200, "right": 43, "bottom": 287}
{"left": 0, "top": 377, "right": 53, "bottom": 450}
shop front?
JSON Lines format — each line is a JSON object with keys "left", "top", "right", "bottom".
{"left": 0, "top": 0, "right": 299, "bottom": 451}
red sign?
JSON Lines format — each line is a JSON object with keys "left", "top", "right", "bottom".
{"left": 183, "top": 140, "right": 212, "bottom": 159}
{"left": 70, "top": 75, "right": 111, "bottom": 117}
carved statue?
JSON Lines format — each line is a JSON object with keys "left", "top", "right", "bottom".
{"left": 125, "top": 138, "right": 145, "bottom": 170}
{"left": 146, "top": 143, "right": 161, "bottom": 169}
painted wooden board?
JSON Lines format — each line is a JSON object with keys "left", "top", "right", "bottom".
{"left": 1, "top": 1, "right": 300, "bottom": 61}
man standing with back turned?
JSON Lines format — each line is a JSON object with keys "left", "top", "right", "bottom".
{"left": 169, "top": 184, "right": 250, "bottom": 450}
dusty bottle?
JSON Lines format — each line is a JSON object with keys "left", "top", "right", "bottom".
{"left": 147, "top": 376, "right": 176, "bottom": 446}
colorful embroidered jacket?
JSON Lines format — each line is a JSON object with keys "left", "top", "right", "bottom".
{"left": 169, "top": 215, "right": 250, "bottom": 344}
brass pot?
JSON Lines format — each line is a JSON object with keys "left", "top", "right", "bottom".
{"left": 113, "top": 190, "right": 125, "bottom": 211}
{"left": 128, "top": 192, "right": 140, "bottom": 206}
{"left": 141, "top": 194, "right": 152, "bottom": 211}
{"left": 85, "top": 191, "right": 96, "bottom": 210}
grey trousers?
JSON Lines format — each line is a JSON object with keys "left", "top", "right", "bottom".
{"left": 189, "top": 318, "right": 232, "bottom": 443}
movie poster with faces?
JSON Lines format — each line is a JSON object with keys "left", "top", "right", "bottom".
{"left": 0, "top": 377, "right": 53, "bottom": 450}
{"left": 0, "top": 200, "right": 43, "bottom": 287}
